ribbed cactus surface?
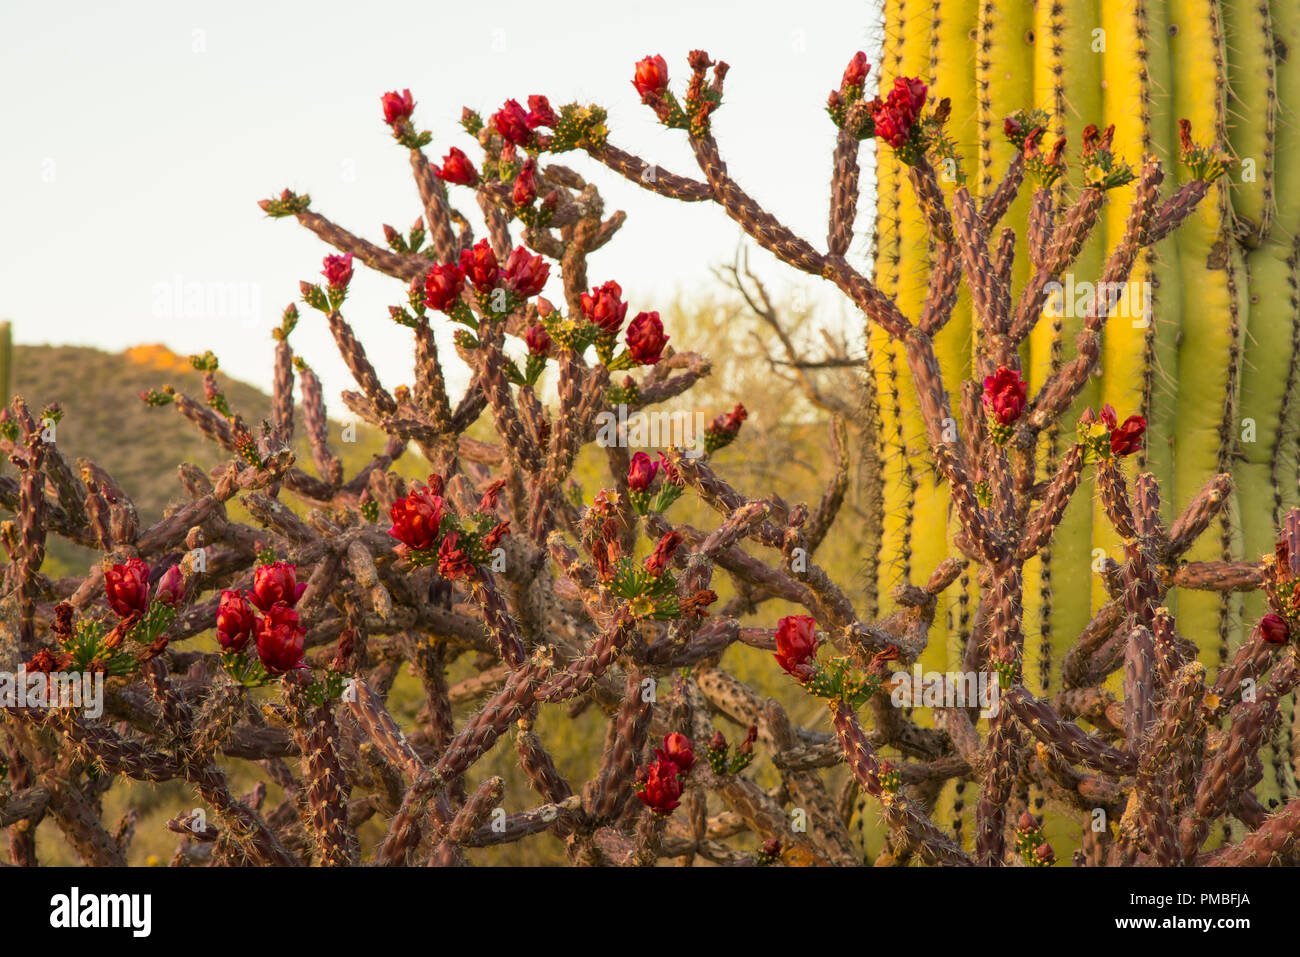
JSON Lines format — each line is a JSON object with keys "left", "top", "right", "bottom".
{"left": 868, "top": 0, "right": 1300, "bottom": 839}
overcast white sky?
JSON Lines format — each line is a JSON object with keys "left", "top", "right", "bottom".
{"left": 0, "top": 0, "right": 878, "bottom": 408}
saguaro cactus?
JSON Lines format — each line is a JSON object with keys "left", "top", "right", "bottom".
{"left": 869, "top": 0, "right": 1300, "bottom": 823}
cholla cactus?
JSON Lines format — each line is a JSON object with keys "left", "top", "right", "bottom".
{"left": 0, "top": 48, "right": 1295, "bottom": 868}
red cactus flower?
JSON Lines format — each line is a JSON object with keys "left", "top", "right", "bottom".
{"left": 216, "top": 590, "right": 257, "bottom": 652}
{"left": 1099, "top": 404, "right": 1118, "bottom": 430}
{"left": 493, "top": 99, "right": 532, "bottom": 146}
{"left": 644, "top": 530, "right": 683, "bottom": 576}
{"left": 26, "top": 647, "right": 60, "bottom": 674}
{"left": 513, "top": 158, "right": 538, "bottom": 207}
{"left": 482, "top": 521, "right": 511, "bottom": 552}
{"left": 424, "top": 262, "right": 465, "bottom": 312}
{"left": 381, "top": 89, "right": 415, "bottom": 126}
{"left": 982, "top": 366, "right": 1028, "bottom": 425}
{"left": 524, "top": 322, "right": 552, "bottom": 356}
{"left": 580, "top": 280, "right": 629, "bottom": 334}
{"left": 255, "top": 604, "right": 306, "bottom": 675}
{"left": 871, "top": 76, "right": 928, "bottom": 149}
{"left": 657, "top": 450, "right": 681, "bottom": 485}
{"left": 432, "top": 147, "right": 478, "bottom": 186}
{"left": 503, "top": 246, "right": 550, "bottom": 298}
{"left": 247, "top": 562, "right": 307, "bottom": 613}
{"left": 841, "top": 51, "right": 869, "bottom": 91}
{"left": 526, "top": 94, "right": 556, "bottom": 129}
{"left": 105, "top": 558, "right": 150, "bottom": 619}
{"left": 710, "top": 403, "right": 748, "bottom": 436}
{"left": 1260, "top": 613, "right": 1290, "bottom": 645}
{"left": 321, "top": 254, "right": 354, "bottom": 291}
{"left": 460, "top": 239, "right": 500, "bottom": 291}
{"left": 637, "top": 758, "right": 683, "bottom": 815}
{"left": 774, "top": 614, "right": 819, "bottom": 678}
{"left": 1110, "top": 414, "right": 1147, "bottom": 457}
{"left": 655, "top": 732, "right": 696, "bottom": 773}
{"left": 388, "top": 482, "right": 445, "bottom": 552}
{"left": 438, "top": 532, "right": 477, "bottom": 579}
{"left": 154, "top": 564, "right": 185, "bottom": 607}
{"left": 627, "top": 451, "right": 659, "bottom": 492}
{"left": 625, "top": 311, "right": 669, "bottom": 365}
{"left": 632, "top": 55, "right": 670, "bottom": 100}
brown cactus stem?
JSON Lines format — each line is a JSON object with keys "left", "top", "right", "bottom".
{"left": 688, "top": 135, "right": 826, "bottom": 275}
{"left": 407, "top": 149, "right": 460, "bottom": 262}
{"left": 1123, "top": 626, "right": 1156, "bottom": 744}
{"left": 443, "top": 775, "right": 504, "bottom": 846}
{"left": 1096, "top": 458, "right": 1139, "bottom": 542}
{"left": 346, "top": 679, "right": 425, "bottom": 781}
{"left": 412, "top": 318, "right": 455, "bottom": 428}
{"left": 1182, "top": 653, "right": 1300, "bottom": 860}
{"left": 1137, "top": 662, "right": 1207, "bottom": 854}
{"left": 293, "top": 208, "right": 427, "bottom": 281}
{"left": 476, "top": 338, "right": 542, "bottom": 475}
{"left": 583, "top": 141, "right": 714, "bottom": 202}
{"left": 829, "top": 700, "right": 973, "bottom": 866}
{"left": 286, "top": 686, "right": 359, "bottom": 867}
{"left": 272, "top": 338, "right": 295, "bottom": 442}
{"left": 828, "top": 128, "right": 861, "bottom": 257}
{"left": 908, "top": 159, "right": 956, "bottom": 246}
{"left": 950, "top": 186, "right": 1007, "bottom": 348}
{"left": 1164, "top": 473, "right": 1233, "bottom": 559}
{"left": 516, "top": 721, "right": 573, "bottom": 804}
{"left": 590, "top": 671, "right": 653, "bottom": 823}
{"left": 1019, "top": 443, "right": 1085, "bottom": 559}
{"left": 296, "top": 363, "right": 344, "bottom": 490}
{"left": 1170, "top": 561, "right": 1262, "bottom": 592}
{"left": 467, "top": 567, "right": 527, "bottom": 669}
{"left": 1205, "top": 796, "right": 1300, "bottom": 866}
{"left": 1003, "top": 686, "right": 1137, "bottom": 775}
{"left": 326, "top": 310, "right": 396, "bottom": 417}
{"left": 980, "top": 151, "right": 1025, "bottom": 229}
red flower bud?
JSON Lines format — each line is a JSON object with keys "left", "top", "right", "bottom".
{"left": 216, "top": 589, "right": 257, "bottom": 652}
{"left": 636, "top": 758, "right": 683, "bottom": 815}
{"left": 513, "top": 158, "right": 538, "bottom": 207}
{"left": 154, "top": 564, "right": 186, "bottom": 607}
{"left": 709, "top": 730, "right": 727, "bottom": 752}
{"left": 247, "top": 562, "right": 307, "bottom": 613}
{"left": 321, "top": 253, "right": 354, "bottom": 291}
{"left": 625, "top": 310, "right": 669, "bottom": 365}
{"left": 627, "top": 451, "right": 659, "bottom": 492}
{"left": 423, "top": 262, "right": 465, "bottom": 313}
{"left": 431, "top": 147, "right": 478, "bottom": 186}
{"left": 381, "top": 89, "right": 415, "bottom": 126}
{"left": 438, "top": 532, "right": 476, "bottom": 579}
{"left": 524, "top": 322, "right": 552, "bottom": 356}
{"left": 1099, "top": 403, "right": 1118, "bottom": 430}
{"left": 655, "top": 732, "right": 695, "bottom": 773}
{"left": 1260, "top": 613, "right": 1290, "bottom": 645}
{"left": 1110, "top": 414, "right": 1147, "bottom": 457}
{"left": 644, "top": 530, "right": 683, "bottom": 576}
{"left": 388, "top": 482, "right": 445, "bottom": 551}
{"left": 526, "top": 94, "right": 556, "bottom": 129}
{"left": 502, "top": 245, "right": 550, "bottom": 298}
{"left": 774, "top": 614, "right": 818, "bottom": 678}
{"left": 580, "top": 280, "right": 628, "bottom": 335}
{"left": 255, "top": 604, "right": 306, "bottom": 675}
{"left": 104, "top": 558, "right": 150, "bottom": 619}
{"left": 981, "top": 366, "right": 1028, "bottom": 425}
{"left": 870, "top": 76, "right": 928, "bottom": 149}
{"left": 493, "top": 99, "right": 532, "bottom": 146}
{"left": 841, "top": 51, "right": 869, "bottom": 91}
{"left": 482, "top": 521, "right": 511, "bottom": 552}
{"left": 459, "top": 239, "right": 500, "bottom": 292}
{"left": 710, "top": 403, "right": 748, "bottom": 436}
{"left": 632, "top": 55, "right": 670, "bottom": 100}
